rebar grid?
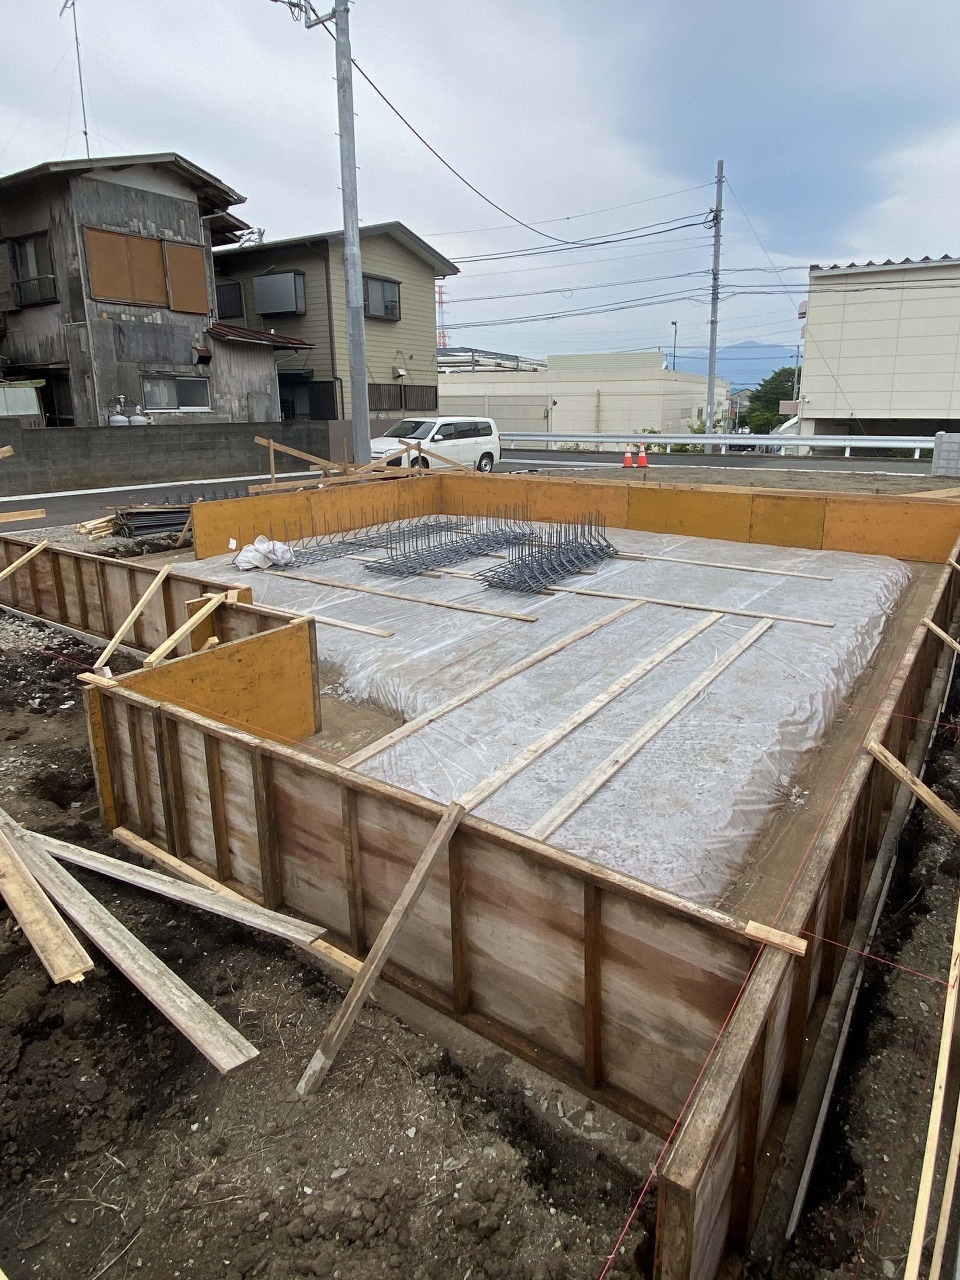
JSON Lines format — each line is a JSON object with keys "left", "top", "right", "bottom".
{"left": 290, "top": 513, "right": 470, "bottom": 566}
{"left": 478, "top": 513, "right": 616, "bottom": 593}
{"left": 365, "top": 507, "right": 533, "bottom": 577}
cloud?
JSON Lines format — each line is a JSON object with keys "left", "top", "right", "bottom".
{"left": 842, "top": 121, "right": 960, "bottom": 261}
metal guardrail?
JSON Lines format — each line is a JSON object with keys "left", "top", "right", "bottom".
{"left": 499, "top": 431, "right": 936, "bottom": 459}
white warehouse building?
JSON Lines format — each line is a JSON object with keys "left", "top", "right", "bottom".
{"left": 437, "top": 351, "right": 729, "bottom": 447}
{"left": 798, "top": 256, "right": 960, "bottom": 436}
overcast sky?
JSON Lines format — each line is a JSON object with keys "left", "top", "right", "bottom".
{"left": 2, "top": 0, "right": 959, "bottom": 378}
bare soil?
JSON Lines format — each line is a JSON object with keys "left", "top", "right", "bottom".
{"left": 514, "top": 465, "right": 957, "bottom": 495}
{"left": 0, "top": 613, "right": 657, "bottom": 1280}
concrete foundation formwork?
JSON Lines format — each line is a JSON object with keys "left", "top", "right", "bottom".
{"left": 2, "top": 471, "right": 959, "bottom": 1280}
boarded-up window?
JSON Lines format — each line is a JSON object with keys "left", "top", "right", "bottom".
{"left": 165, "top": 242, "right": 209, "bottom": 314}
{"left": 84, "top": 228, "right": 167, "bottom": 306}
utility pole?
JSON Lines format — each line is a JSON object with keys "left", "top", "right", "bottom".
{"left": 332, "top": 0, "right": 371, "bottom": 463}
{"left": 704, "top": 159, "right": 724, "bottom": 445}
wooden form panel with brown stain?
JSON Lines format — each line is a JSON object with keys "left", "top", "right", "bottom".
{"left": 83, "top": 667, "right": 759, "bottom": 1140}
{"left": 654, "top": 541, "right": 960, "bottom": 1279}
{"left": 0, "top": 536, "right": 297, "bottom": 657}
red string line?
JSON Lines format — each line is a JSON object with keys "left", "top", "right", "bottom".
{"left": 800, "top": 929, "right": 949, "bottom": 987}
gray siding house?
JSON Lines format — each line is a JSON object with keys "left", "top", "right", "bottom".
{"left": 0, "top": 153, "right": 307, "bottom": 430}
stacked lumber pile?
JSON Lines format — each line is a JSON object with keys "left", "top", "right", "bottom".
{"left": 75, "top": 515, "right": 115, "bottom": 540}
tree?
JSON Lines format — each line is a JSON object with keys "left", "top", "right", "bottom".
{"left": 744, "top": 365, "right": 798, "bottom": 434}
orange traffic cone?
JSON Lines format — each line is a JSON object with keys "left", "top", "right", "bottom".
{"left": 622, "top": 445, "right": 635, "bottom": 469}
{"left": 636, "top": 443, "right": 648, "bottom": 470}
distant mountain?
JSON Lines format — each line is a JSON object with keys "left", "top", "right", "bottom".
{"left": 674, "top": 340, "right": 798, "bottom": 388}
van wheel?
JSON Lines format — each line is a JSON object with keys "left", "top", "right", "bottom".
{"left": 411, "top": 456, "right": 429, "bottom": 469}
{"left": 477, "top": 453, "right": 495, "bottom": 473}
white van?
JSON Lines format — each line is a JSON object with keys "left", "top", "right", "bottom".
{"left": 369, "top": 417, "right": 501, "bottom": 472}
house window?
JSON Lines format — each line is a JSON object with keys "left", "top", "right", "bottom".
{"left": 142, "top": 376, "right": 211, "bottom": 411}
{"left": 368, "top": 382, "right": 403, "bottom": 412}
{"left": 402, "top": 384, "right": 438, "bottom": 411}
{"left": 9, "top": 232, "right": 57, "bottom": 307}
{"left": 216, "top": 280, "right": 245, "bottom": 320}
{"left": 83, "top": 228, "right": 209, "bottom": 313}
{"left": 253, "top": 271, "right": 306, "bottom": 315}
{"left": 363, "top": 275, "right": 400, "bottom": 320}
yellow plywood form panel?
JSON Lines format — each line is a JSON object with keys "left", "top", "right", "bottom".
{"left": 749, "top": 493, "right": 827, "bottom": 551}
{"left": 524, "top": 476, "right": 631, "bottom": 527}
{"left": 822, "top": 497, "right": 960, "bottom": 562}
{"left": 439, "top": 472, "right": 530, "bottom": 516}
{"left": 120, "top": 619, "right": 320, "bottom": 745}
{"left": 193, "top": 491, "right": 313, "bottom": 559}
{"left": 627, "top": 483, "right": 755, "bottom": 543}
{"left": 307, "top": 474, "right": 440, "bottom": 535}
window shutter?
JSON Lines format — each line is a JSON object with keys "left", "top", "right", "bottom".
{"left": 166, "top": 242, "right": 209, "bottom": 314}
{"left": 84, "top": 228, "right": 134, "bottom": 302}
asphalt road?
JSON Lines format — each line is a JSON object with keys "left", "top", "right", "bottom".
{"left": 0, "top": 449, "right": 933, "bottom": 533}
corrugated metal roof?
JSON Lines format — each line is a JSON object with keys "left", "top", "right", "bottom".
{"left": 208, "top": 322, "right": 312, "bottom": 350}
{"left": 811, "top": 254, "right": 960, "bottom": 273}
{"left": 214, "top": 220, "right": 459, "bottom": 278}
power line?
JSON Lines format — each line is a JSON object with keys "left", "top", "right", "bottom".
{"left": 446, "top": 270, "right": 712, "bottom": 305}
{"left": 454, "top": 215, "right": 712, "bottom": 264}
{"left": 459, "top": 237, "right": 715, "bottom": 280}
{"left": 444, "top": 287, "right": 713, "bottom": 330}
{"left": 423, "top": 184, "right": 716, "bottom": 237}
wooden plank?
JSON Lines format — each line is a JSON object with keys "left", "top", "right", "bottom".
{"left": 143, "top": 593, "right": 227, "bottom": 667}
{"left": 205, "top": 735, "right": 233, "bottom": 881}
{"left": 50, "top": 552, "right": 67, "bottom": 623}
{"left": 545, "top": 584, "right": 833, "bottom": 629}
{"left": 449, "top": 833, "right": 469, "bottom": 1014}
{"left": 17, "top": 832, "right": 259, "bottom": 1074}
{"left": 252, "top": 751, "right": 282, "bottom": 910}
{"left": 127, "top": 705, "right": 154, "bottom": 837}
{"left": 158, "top": 713, "right": 191, "bottom": 861}
{"left": 457, "top": 611, "right": 723, "bottom": 811}
{"left": 623, "top": 550, "right": 832, "bottom": 582}
{"left": 583, "top": 880, "right": 602, "bottom": 1089}
{"left": 296, "top": 800, "right": 466, "bottom": 1096}
{"left": 341, "top": 785, "right": 365, "bottom": 955}
{"left": 37, "top": 831, "right": 329, "bottom": 949}
{"left": 528, "top": 620, "right": 773, "bottom": 840}
{"left": 868, "top": 739, "right": 960, "bottom": 840}
{"left": 0, "top": 443, "right": 13, "bottom": 459}
{"left": 254, "top": 434, "right": 344, "bottom": 473}
{"left": 728, "top": 1032, "right": 767, "bottom": 1248}
{"left": 929, "top": 1085, "right": 960, "bottom": 1280}
{"left": 341, "top": 601, "right": 645, "bottom": 767}
{"left": 904, "top": 882, "right": 960, "bottom": 1279}
{"left": 94, "top": 565, "right": 171, "bottom": 670}
{"left": 0, "top": 538, "right": 50, "bottom": 585}
{"left": 0, "top": 508, "right": 45, "bottom": 525}
{"left": 0, "top": 822, "right": 93, "bottom": 984}
{"left": 743, "top": 921, "right": 808, "bottom": 958}
{"left": 924, "top": 615, "right": 960, "bottom": 657}
{"left": 264, "top": 568, "right": 538, "bottom": 623}
{"left": 111, "top": 824, "right": 361, "bottom": 973}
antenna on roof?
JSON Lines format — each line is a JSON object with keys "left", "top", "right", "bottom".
{"left": 59, "top": 0, "right": 91, "bottom": 160}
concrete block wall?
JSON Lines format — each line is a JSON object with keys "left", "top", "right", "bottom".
{"left": 932, "top": 432, "right": 960, "bottom": 477}
{"left": 0, "top": 420, "right": 333, "bottom": 497}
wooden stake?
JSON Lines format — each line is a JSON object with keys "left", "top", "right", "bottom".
{"left": 904, "top": 883, "right": 960, "bottom": 1279}
{"left": 17, "top": 833, "right": 259, "bottom": 1074}
{"left": 924, "top": 616, "right": 960, "bottom": 658}
{"left": 341, "top": 601, "right": 645, "bottom": 768}
{"left": 142, "top": 592, "right": 227, "bottom": 667}
{"left": 0, "top": 538, "right": 49, "bottom": 585}
{"left": 629, "top": 551, "right": 832, "bottom": 582}
{"left": 0, "top": 823, "right": 93, "bottom": 984}
{"left": 175, "top": 512, "right": 194, "bottom": 549}
{"left": 457, "top": 611, "right": 723, "bottom": 811}
{"left": 265, "top": 569, "right": 538, "bottom": 623}
{"left": 528, "top": 620, "right": 773, "bottom": 840}
{"left": 296, "top": 801, "right": 465, "bottom": 1096}
{"left": 868, "top": 740, "right": 960, "bottom": 841}
{"left": 545, "top": 583, "right": 834, "bottom": 628}
{"left": 744, "top": 920, "right": 808, "bottom": 957}
{"left": 94, "top": 565, "right": 171, "bottom": 670}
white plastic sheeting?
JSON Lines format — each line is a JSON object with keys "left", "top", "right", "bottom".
{"left": 189, "top": 529, "right": 910, "bottom": 904}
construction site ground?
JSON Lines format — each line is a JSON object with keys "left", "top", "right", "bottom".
{"left": 0, "top": 612, "right": 659, "bottom": 1280}
{"left": 510, "top": 463, "right": 957, "bottom": 496}
{"left": 3, "top": 468, "right": 960, "bottom": 1280}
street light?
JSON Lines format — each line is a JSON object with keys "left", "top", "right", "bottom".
{"left": 670, "top": 320, "right": 677, "bottom": 372}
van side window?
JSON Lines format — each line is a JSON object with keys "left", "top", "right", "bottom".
{"left": 455, "top": 421, "right": 481, "bottom": 439}
{"left": 435, "top": 422, "right": 456, "bottom": 441}
{"left": 476, "top": 422, "right": 493, "bottom": 437}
